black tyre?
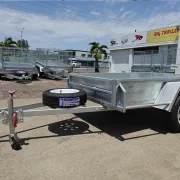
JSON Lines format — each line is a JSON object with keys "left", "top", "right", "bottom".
{"left": 32, "top": 74, "right": 39, "bottom": 80}
{"left": 40, "top": 72, "right": 44, "bottom": 77}
{"left": 42, "top": 88, "right": 87, "bottom": 108}
{"left": 171, "top": 96, "right": 180, "bottom": 132}
{"left": 14, "top": 71, "right": 28, "bottom": 77}
{"left": 10, "top": 136, "right": 21, "bottom": 150}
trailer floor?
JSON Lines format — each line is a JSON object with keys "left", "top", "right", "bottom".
{"left": 0, "top": 97, "right": 180, "bottom": 180}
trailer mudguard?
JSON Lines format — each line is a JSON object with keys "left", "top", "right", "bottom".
{"left": 153, "top": 82, "right": 180, "bottom": 112}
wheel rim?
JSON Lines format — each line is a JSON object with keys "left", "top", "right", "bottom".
{"left": 177, "top": 106, "right": 180, "bottom": 124}
{"left": 50, "top": 89, "right": 79, "bottom": 94}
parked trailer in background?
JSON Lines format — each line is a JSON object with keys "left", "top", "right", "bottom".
{"left": 35, "top": 60, "right": 73, "bottom": 80}
{"left": 0, "top": 47, "right": 75, "bottom": 80}
{"left": 0, "top": 47, "right": 39, "bottom": 80}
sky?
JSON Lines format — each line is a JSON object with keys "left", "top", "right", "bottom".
{"left": 0, "top": 0, "right": 180, "bottom": 50}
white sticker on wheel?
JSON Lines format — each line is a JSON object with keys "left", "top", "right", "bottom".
{"left": 59, "top": 97, "right": 80, "bottom": 107}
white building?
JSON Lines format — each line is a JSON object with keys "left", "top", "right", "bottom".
{"left": 109, "top": 25, "right": 180, "bottom": 74}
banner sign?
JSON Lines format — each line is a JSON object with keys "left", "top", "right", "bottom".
{"left": 110, "top": 31, "right": 147, "bottom": 49}
{"left": 109, "top": 26, "right": 179, "bottom": 50}
{"left": 146, "top": 26, "right": 179, "bottom": 44}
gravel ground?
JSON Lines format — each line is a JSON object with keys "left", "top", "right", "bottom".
{"left": 0, "top": 75, "right": 180, "bottom": 180}
{"left": 0, "top": 77, "right": 67, "bottom": 100}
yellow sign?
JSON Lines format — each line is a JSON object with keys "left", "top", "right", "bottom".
{"left": 146, "top": 26, "right": 179, "bottom": 44}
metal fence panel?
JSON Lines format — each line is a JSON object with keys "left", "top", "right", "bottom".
{"left": 133, "top": 49, "right": 177, "bottom": 66}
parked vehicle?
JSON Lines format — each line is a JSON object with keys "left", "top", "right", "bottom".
{"left": 71, "top": 61, "right": 81, "bottom": 68}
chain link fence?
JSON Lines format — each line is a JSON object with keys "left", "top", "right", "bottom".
{"left": 0, "top": 47, "right": 110, "bottom": 73}
{"left": 0, "top": 47, "right": 73, "bottom": 65}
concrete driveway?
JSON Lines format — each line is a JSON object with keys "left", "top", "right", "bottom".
{"left": 0, "top": 78, "right": 180, "bottom": 180}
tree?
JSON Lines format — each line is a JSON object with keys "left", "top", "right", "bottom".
{"left": 0, "top": 37, "right": 17, "bottom": 47}
{"left": 89, "top": 42, "right": 108, "bottom": 73}
{"left": 16, "top": 39, "right": 30, "bottom": 49}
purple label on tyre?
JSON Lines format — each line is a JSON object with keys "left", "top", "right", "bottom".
{"left": 59, "top": 97, "right": 80, "bottom": 107}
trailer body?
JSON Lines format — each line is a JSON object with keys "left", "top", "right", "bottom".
{"left": 68, "top": 72, "right": 180, "bottom": 112}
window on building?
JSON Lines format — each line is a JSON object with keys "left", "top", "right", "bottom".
{"left": 68, "top": 52, "right": 72, "bottom": 56}
{"left": 134, "top": 46, "right": 159, "bottom": 55}
{"left": 81, "top": 54, "right": 86, "bottom": 57}
{"left": 88, "top": 54, "right": 92, "bottom": 57}
{"left": 168, "top": 45, "right": 177, "bottom": 50}
{"left": 104, "top": 55, "right": 110, "bottom": 59}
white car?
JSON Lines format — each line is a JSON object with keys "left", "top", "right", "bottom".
{"left": 71, "top": 61, "right": 81, "bottom": 68}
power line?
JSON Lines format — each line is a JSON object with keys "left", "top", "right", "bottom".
{"left": 0, "top": 6, "right": 51, "bottom": 39}
{"left": 41, "top": 0, "right": 174, "bottom": 32}
{"left": 0, "top": 2, "right": 112, "bottom": 32}
{"left": 22, "top": 1, "right": 126, "bottom": 32}
{"left": 7, "top": 1, "right": 131, "bottom": 35}
{"left": 41, "top": 0, "right": 125, "bottom": 23}
{"left": 20, "top": 1, "right": 146, "bottom": 34}
{"left": 0, "top": 3, "right": 112, "bottom": 33}
{"left": 39, "top": 1, "right": 144, "bottom": 31}
{"left": 0, "top": 1, "right": 179, "bottom": 38}
{"left": 29, "top": 1, "right": 180, "bottom": 34}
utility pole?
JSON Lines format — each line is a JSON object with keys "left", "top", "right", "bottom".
{"left": 21, "top": 28, "right": 25, "bottom": 56}
{"left": 86, "top": 48, "right": 88, "bottom": 73}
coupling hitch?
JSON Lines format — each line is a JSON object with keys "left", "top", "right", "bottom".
{"left": 0, "top": 91, "right": 24, "bottom": 125}
{"left": 0, "top": 109, "right": 24, "bottom": 125}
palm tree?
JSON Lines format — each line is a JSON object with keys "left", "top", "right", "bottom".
{"left": 16, "top": 39, "right": 30, "bottom": 49}
{"left": 16, "top": 40, "right": 21, "bottom": 48}
{"left": 89, "top": 42, "right": 108, "bottom": 73}
{"left": 0, "top": 37, "right": 17, "bottom": 47}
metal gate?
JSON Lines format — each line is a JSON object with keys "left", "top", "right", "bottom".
{"left": 132, "top": 48, "right": 177, "bottom": 73}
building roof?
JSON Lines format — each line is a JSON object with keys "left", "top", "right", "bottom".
{"left": 62, "top": 49, "right": 89, "bottom": 53}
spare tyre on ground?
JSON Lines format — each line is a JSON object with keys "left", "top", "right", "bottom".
{"left": 42, "top": 88, "right": 87, "bottom": 108}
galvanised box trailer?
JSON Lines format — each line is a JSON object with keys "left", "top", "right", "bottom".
{"left": 1, "top": 72, "right": 180, "bottom": 150}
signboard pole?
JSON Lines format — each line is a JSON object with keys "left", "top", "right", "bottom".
{"left": 129, "top": 49, "right": 133, "bottom": 72}
{"left": 175, "top": 26, "right": 180, "bottom": 74}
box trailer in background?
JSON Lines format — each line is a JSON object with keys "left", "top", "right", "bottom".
{"left": 0, "top": 47, "right": 39, "bottom": 80}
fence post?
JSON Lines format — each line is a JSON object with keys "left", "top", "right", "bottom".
{"left": 0, "top": 48, "right": 2, "bottom": 65}
{"left": 46, "top": 49, "right": 48, "bottom": 66}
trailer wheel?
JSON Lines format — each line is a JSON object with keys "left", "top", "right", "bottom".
{"left": 42, "top": 88, "right": 87, "bottom": 108}
{"left": 171, "top": 96, "right": 180, "bottom": 132}
{"left": 32, "top": 74, "right": 39, "bottom": 80}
